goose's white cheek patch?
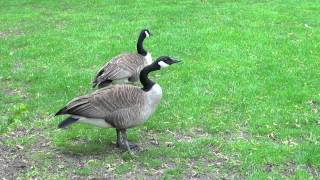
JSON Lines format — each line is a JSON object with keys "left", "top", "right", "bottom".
{"left": 145, "top": 31, "right": 150, "bottom": 37}
{"left": 158, "top": 61, "right": 169, "bottom": 68}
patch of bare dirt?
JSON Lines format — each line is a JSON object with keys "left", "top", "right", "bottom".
{"left": 183, "top": 158, "right": 218, "bottom": 179}
{"left": 55, "top": 21, "right": 67, "bottom": 30}
{"left": 137, "top": 130, "right": 175, "bottom": 150}
{"left": 218, "top": 124, "right": 250, "bottom": 142}
{"left": 119, "top": 156, "right": 178, "bottom": 178}
{"left": 0, "top": 144, "right": 28, "bottom": 179}
{"left": 183, "top": 154, "right": 241, "bottom": 179}
{"left": 0, "top": 76, "right": 29, "bottom": 99}
{"left": 308, "top": 99, "right": 319, "bottom": 113}
{"left": 42, "top": 148, "right": 118, "bottom": 179}
{"left": 281, "top": 161, "right": 319, "bottom": 178}
{"left": 165, "top": 129, "right": 193, "bottom": 142}
{"left": 136, "top": 128, "right": 211, "bottom": 150}
{"left": 0, "top": 126, "right": 113, "bottom": 178}
{"left": 12, "top": 61, "right": 24, "bottom": 73}
{"left": 152, "top": 127, "right": 212, "bottom": 144}
{"left": 135, "top": 129, "right": 242, "bottom": 179}
{"left": 0, "top": 29, "right": 25, "bottom": 38}
{"left": 264, "top": 163, "right": 274, "bottom": 172}
{"left": 0, "top": 127, "right": 38, "bottom": 179}
{"left": 281, "top": 161, "right": 297, "bottom": 177}
{"left": 1, "top": 87, "right": 28, "bottom": 98}
{"left": 190, "top": 127, "right": 211, "bottom": 137}
{"left": 1, "top": 126, "right": 241, "bottom": 179}
{"left": 122, "top": 167, "right": 166, "bottom": 179}
{"left": 306, "top": 165, "right": 319, "bottom": 177}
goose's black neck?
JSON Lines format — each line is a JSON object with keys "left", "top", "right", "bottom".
{"left": 137, "top": 34, "right": 147, "bottom": 56}
{"left": 140, "top": 63, "right": 159, "bottom": 91}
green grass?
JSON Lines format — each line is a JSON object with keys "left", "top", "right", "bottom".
{"left": 1, "top": 0, "right": 320, "bottom": 178}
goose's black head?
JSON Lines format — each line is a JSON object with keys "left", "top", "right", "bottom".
{"left": 140, "top": 29, "right": 152, "bottom": 39}
{"left": 137, "top": 29, "right": 151, "bottom": 56}
{"left": 140, "top": 56, "right": 180, "bottom": 91}
{"left": 154, "top": 56, "right": 180, "bottom": 69}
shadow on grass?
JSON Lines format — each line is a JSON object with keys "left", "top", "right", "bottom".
{"left": 55, "top": 139, "right": 121, "bottom": 156}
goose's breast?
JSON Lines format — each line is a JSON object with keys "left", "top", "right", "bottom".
{"left": 140, "top": 84, "right": 163, "bottom": 120}
{"left": 115, "top": 84, "right": 163, "bottom": 129}
{"left": 144, "top": 53, "right": 152, "bottom": 65}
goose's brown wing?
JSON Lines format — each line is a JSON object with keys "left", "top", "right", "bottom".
{"left": 55, "top": 85, "right": 145, "bottom": 119}
{"left": 92, "top": 53, "right": 145, "bottom": 86}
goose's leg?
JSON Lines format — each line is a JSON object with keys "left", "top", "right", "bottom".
{"left": 122, "top": 129, "right": 139, "bottom": 149}
{"left": 116, "top": 129, "right": 138, "bottom": 151}
{"left": 120, "top": 129, "right": 131, "bottom": 151}
{"left": 116, "top": 129, "right": 121, "bottom": 147}
{"left": 116, "top": 129, "right": 131, "bottom": 151}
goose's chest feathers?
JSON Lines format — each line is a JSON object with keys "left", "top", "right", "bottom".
{"left": 144, "top": 53, "right": 152, "bottom": 65}
{"left": 147, "top": 84, "right": 162, "bottom": 104}
{"left": 141, "top": 84, "right": 162, "bottom": 119}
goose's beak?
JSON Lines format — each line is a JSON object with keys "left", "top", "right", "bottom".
{"left": 172, "top": 59, "right": 181, "bottom": 64}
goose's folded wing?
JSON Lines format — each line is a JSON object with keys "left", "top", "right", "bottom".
{"left": 93, "top": 53, "right": 145, "bottom": 83}
{"left": 55, "top": 94, "right": 105, "bottom": 118}
{"left": 55, "top": 85, "right": 145, "bottom": 119}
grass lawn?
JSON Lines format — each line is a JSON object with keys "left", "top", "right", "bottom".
{"left": 1, "top": 0, "right": 320, "bottom": 178}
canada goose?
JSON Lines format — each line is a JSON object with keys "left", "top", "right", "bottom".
{"left": 55, "top": 56, "right": 180, "bottom": 151}
{"left": 92, "top": 29, "right": 152, "bottom": 88}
